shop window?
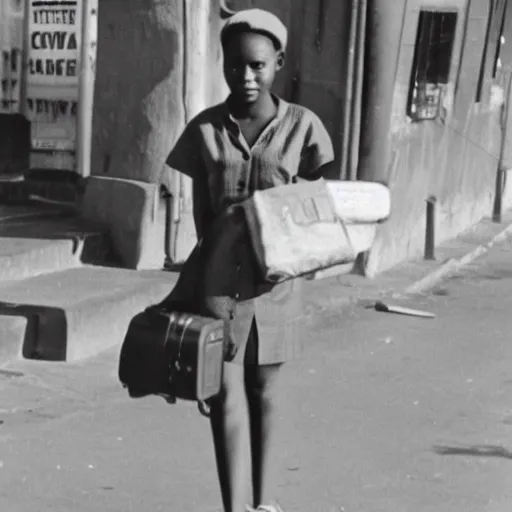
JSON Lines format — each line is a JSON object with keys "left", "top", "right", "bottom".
{"left": 407, "top": 10, "right": 458, "bottom": 121}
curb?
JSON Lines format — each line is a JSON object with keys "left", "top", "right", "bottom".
{"left": 307, "top": 217, "right": 512, "bottom": 319}
{"left": 403, "top": 221, "right": 512, "bottom": 296}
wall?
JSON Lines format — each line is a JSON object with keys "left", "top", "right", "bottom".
{"left": 91, "top": 0, "right": 226, "bottom": 184}
{"left": 230, "top": 0, "right": 352, "bottom": 177}
{"left": 364, "top": 0, "right": 509, "bottom": 276}
{"left": 88, "top": 0, "right": 230, "bottom": 262}
{"left": 90, "top": 0, "right": 352, "bottom": 184}
{"left": 87, "top": 0, "right": 355, "bottom": 263}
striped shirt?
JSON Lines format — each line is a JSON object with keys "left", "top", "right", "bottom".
{"left": 165, "top": 95, "right": 335, "bottom": 364}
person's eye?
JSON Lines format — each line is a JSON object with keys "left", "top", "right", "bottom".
{"left": 252, "top": 62, "right": 264, "bottom": 70}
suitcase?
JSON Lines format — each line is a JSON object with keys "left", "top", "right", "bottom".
{"left": 118, "top": 204, "right": 256, "bottom": 414}
{"left": 118, "top": 308, "right": 225, "bottom": 404}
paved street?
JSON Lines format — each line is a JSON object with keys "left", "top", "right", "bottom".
{"left": 1, "top": 238, "right": 512, "bottom": 512}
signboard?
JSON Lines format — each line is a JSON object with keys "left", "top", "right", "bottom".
{"left": 26, "top": 0, "right": 82, "bottom": 155}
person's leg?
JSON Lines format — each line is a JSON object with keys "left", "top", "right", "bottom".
{"left": 209, "top": 362, "right": 251, "bottom": 512}
{"left": 245, "top": 362, "right": 284, "bottom": 508}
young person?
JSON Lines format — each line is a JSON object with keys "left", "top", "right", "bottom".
{"left": 164, "top": 9, "right": 335, "bottom": 512}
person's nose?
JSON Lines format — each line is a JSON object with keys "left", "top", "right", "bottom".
{"left": 243, "top": 65, "right": 256, "bottom": 83}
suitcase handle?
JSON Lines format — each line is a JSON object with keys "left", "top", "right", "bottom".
{"left": 165, "top": 313, "right": 214, "bottom": 418}
{"left": 198, "top": 401, "right": 211, "bottom": 417}
{"left": 167, "top": 315, "right": 213, "bottom": 418}
{"left": 166, "top": 314, "right": 193, "bottom": 379}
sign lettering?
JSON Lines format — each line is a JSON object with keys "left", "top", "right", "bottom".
{"left": 31, "top": 31, "right": 78, "bottom": 51}
{"left": 28, "top": 0, "right": 81, "bottom": 85}
{"left": 25, "top": 0, "right": 81, "bottom": 154}
{"left": 33, "top": 8, "right": 77, "bottom": 25}
{"left": 29, "top": 58, "right": 77, "bottom": 77}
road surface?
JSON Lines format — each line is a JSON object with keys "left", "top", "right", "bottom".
{"left": 1, "top": 238, "right": 512, "bottom": 512}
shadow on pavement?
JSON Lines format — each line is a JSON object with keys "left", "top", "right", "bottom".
{"left": 0, "top": 302, "right": 67, "bottom": 361}
{"left": 433, "top": 443, "right": 512, "bottom": 460}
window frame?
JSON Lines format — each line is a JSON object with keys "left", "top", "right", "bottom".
{"left": 407, "top": 7, "right": 460, "bottom": 122}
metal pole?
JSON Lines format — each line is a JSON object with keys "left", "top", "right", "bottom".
{"left": 162, "top": 188, "right": 175, "bottom": 269}
{"left": 19, "top": 0, "right": 31, "bottom": 118}
{"left": 493, "top": 167, "right": 504, "bottom": 223}
{"left": 493, "top": 70, "right": 512, "bottom": 223}
{"left": 340, "top": 0, "right": 359, "bottom": 180}
{"left": 425, "top": 195, "right": 436, "bottom": 260}
{"left": 349, "top": 0, "right": 367, "bottom": 181}
{"left": 76, "top": 0, "right": 98, "bottom": 178}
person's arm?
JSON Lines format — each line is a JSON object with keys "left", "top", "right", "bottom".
{"left": 192, "top": 174, "right": 214, "bottom": 240}
{"left": 163, "top": 123, "right": 200, "bottom": 185}
{"left": 309, "top": 160, "right": 338, "bottom": 180}
{"left": 163, "top": 122, "right": 212, "bottom": 239}
{"left": 297, "top": 111, "right": 335, "bottom": 181}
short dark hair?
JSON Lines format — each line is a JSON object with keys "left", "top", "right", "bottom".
{"left": 221, "top": 23, "right": 282, "bottom": 52}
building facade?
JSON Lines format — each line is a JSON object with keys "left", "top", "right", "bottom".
{"left": 1, "top": 0, "right": 512, "bottom": 275}
{"left": 360, "top": 0, "right": 512, "bottom": 275}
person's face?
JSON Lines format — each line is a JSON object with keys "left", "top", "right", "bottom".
{"left": 223, "top": 32, "right": 284, "bottom": 104}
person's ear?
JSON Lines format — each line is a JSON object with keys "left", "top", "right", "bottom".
{"left": 276, "top": 51, "right": 285, "bottom": 70}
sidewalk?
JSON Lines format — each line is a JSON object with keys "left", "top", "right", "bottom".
{"left": 303, "top": 209, "right": 512, "bottom": 315}
{"left": 2, "top": 229, "right": 512, "bottom": 512}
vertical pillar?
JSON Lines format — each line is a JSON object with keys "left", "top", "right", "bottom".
{"left": 20, "top": 0, "right": 31, "bottom": 117}
{"left": 358, "top": 0, "right": 408, "bottom": 184}
{"left": 77, "top": 0, "right": 98, "bottom": 178}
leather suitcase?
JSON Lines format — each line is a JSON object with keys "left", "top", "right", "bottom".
{"left": 118, "top": 308, "right": 225, "bottom": 403}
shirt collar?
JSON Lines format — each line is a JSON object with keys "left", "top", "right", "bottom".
{"left": 222, "top": 94, "right": 288, "bottom": 129}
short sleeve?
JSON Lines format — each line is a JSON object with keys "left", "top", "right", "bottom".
{"left": 165, "top": 122, "right": 202, "bottom": 180}
{"left": 165, "top": 120, "right": 213, "bottom": 238}
{"left": 298, "top": 112, "right": 335, "bottom": 179}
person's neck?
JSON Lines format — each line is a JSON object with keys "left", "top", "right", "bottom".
{"left": 229, "top": 92, "right": 276, "bottom": 121}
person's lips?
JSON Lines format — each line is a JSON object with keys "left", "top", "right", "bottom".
{"left": 242, "top": 88, "right": 259, "bottom": 96}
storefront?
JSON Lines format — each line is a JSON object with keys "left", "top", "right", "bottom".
{"left": 0, "top": 0, "right": 97, "bottom": 176}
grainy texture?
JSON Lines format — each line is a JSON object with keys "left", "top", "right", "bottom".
{"left": 361, "top": 0, "right": 512, "bottom": 275}
{"left": 2, "top": 235, "right": 512, "bottom": 511}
